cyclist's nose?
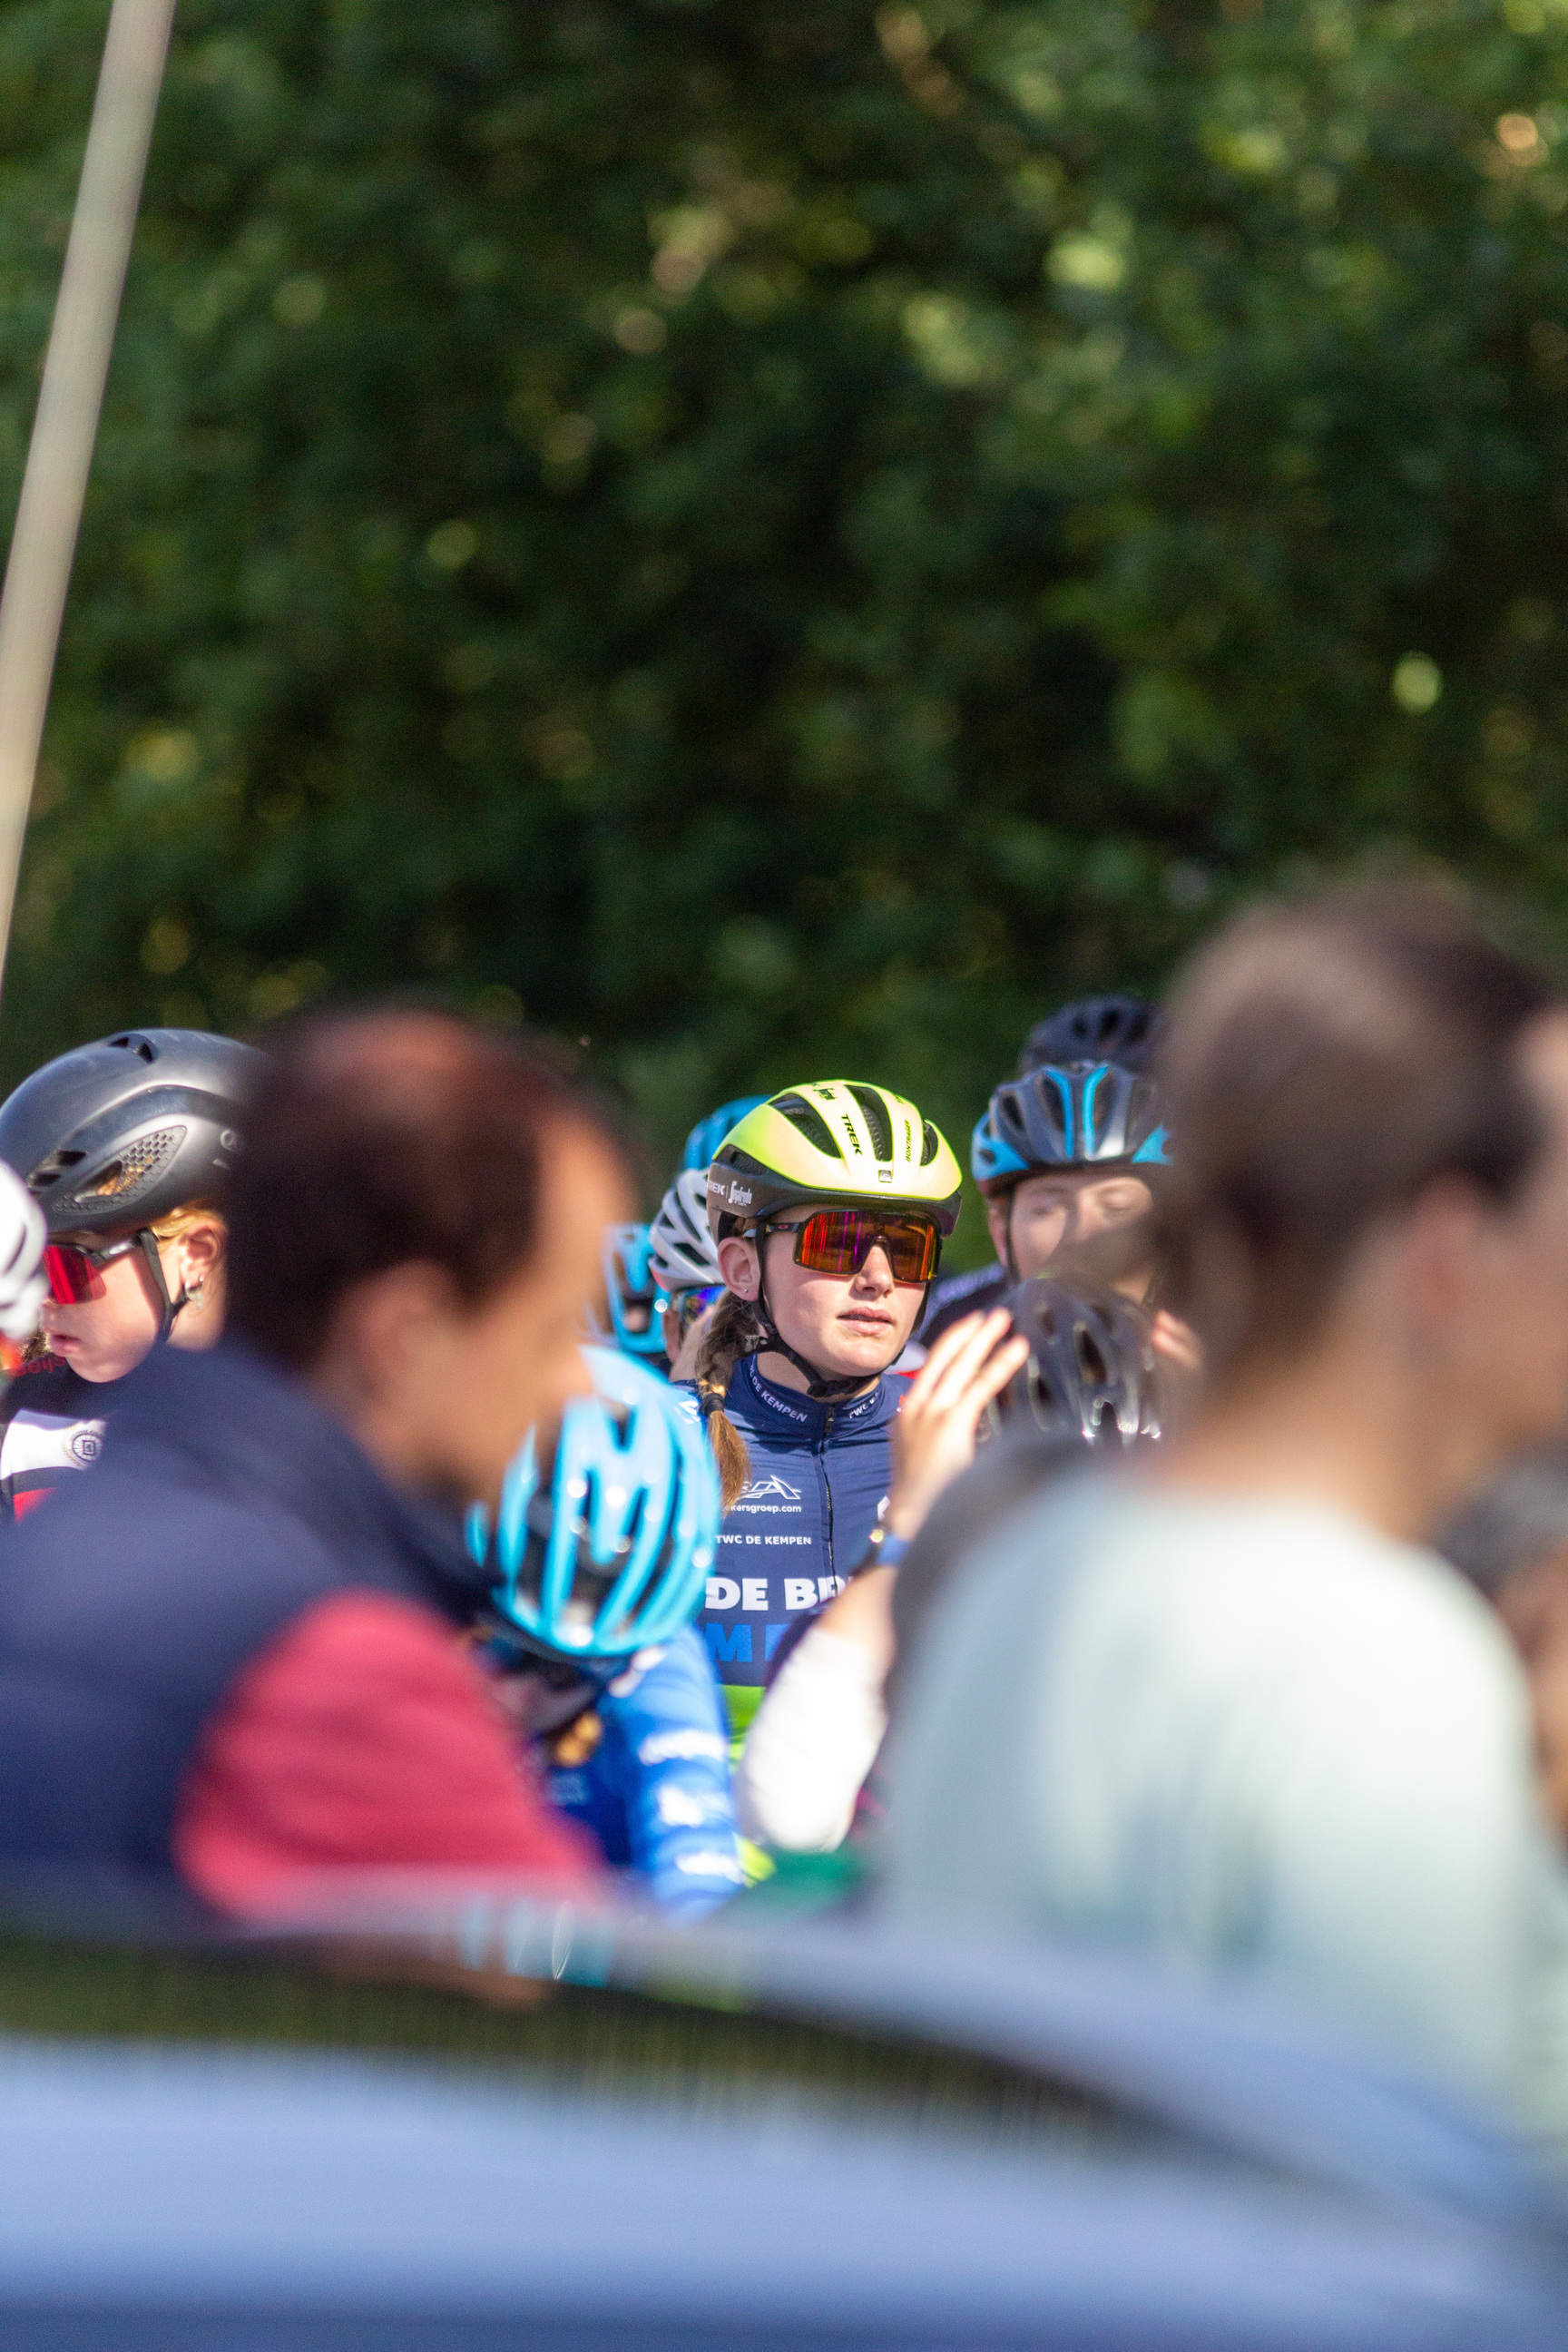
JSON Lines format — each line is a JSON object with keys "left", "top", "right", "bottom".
{"left": 855, "top": 1242, "right": 896, "bottom": 1293}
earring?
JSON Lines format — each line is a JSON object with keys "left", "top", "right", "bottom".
{"left": 187, "top": 1276, "right": 206, "bottom": 1306}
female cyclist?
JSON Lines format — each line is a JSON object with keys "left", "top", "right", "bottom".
{"left": 0, "top": 1027, "right": 264, "bottom": 1517}
{"left": 948, "top": 1002, "right": 1200, "bottom": 1382}
{"left": 689, "top": 1081, "right": 963, "bottom": 1736}
{"left": 470, "top": 1344, "right": 742, "bottom": 1916}
{"left": 921, "top": 995, "right": 1166, "bottom": 1344}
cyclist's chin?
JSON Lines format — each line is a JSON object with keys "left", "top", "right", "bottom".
{"left": 46, "top": 1329, "right": 132, "bottom": 1383}
{"left": 812, "top": 1318, "right": 903, "bottom": 1377}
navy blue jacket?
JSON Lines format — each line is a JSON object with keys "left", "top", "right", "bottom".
{"left": 0, "top": 1338, "right": 491, "bottom": 1885}
{"left": 687, "top": 1355, "right": 903, "bottom": 1713}
{"left": 918, "top": 1260, "right": 1009, "bottom": 1348}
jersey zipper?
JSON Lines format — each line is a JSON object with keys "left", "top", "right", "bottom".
{"left": 818, "top": 1406, "right": 836, "bottom": 1581}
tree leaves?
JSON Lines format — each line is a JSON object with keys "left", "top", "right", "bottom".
{"left": 3, "top": 0, "right": 1568, "bottom": 1240}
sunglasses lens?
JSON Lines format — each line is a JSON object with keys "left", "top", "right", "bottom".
{"left": 881, "top": 1219, "right": 940, "bottom": 1283}
{"left": 794, "top": 1211, "right": 863, "bottom": 1275}
{"left": 794, "top": 1211, "right": 939, "bottom": 1285}
{"left": 43, "top": 1244, "right": 100, "bottom": 1304}
{"left": 901, "top": 1221, "right": 942, "bottom": 1282}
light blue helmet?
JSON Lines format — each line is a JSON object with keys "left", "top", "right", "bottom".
{"left": 468, "top": 1346, "right": 720, "bottom": 1667}
{"left": 681, "top": 1094, "right": 767, "bottom": 1174}
{"left": 601, "top": 1221, "right": 666, "bottom": 1362}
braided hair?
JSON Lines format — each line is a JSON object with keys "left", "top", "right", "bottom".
{"left": 692, "top": 1289, "right": 765, "bottom": 1510}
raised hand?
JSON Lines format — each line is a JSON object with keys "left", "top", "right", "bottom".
{"left": 887, "top": 1307, "right": 1030, "bottom": 1543}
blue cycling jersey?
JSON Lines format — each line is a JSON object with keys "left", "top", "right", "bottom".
{"left": 682, "top": 1355, "right": 903, "bottom": 1700}
{"left": 544, "top": 1625, "right": 743, "bottom": 1920}
{"left": 918, "top": 1260, "right": 1009, "bottom": 1348}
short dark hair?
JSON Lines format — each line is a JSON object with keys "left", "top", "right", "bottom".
{"left": 1160, "top": 888, "right": 1560, "bottom": 1377}
{"left": 225, "top": 1007, "right": 614, "bottom": 1368}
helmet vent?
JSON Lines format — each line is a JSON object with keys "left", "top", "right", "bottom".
{"left": 1107, "top": 1004, "right": 1152, "bottom": 1055}
{"left": 106, "top": 1034, "right": 158, "bottom": 1064}
{"left": 920, "top": 1120, "right": 941, "bottom": 1167}
{"left": 847, "top": 1084, "right": 893, "bottom": 1162}
{"left": 773, "top": 1093, "right": 843, "bottom": 1161}
{"left": 71, "top": 1124, "right": 186, "bottom": 1205}
{"left": 27, "top": 1148, "right": 85, "bottom": 1193}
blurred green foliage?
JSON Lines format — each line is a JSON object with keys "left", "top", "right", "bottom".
{"left": 2, "top": 0, "right": 1568, "bottom": 1226}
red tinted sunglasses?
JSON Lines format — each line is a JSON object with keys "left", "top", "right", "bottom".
{"left": 43, "top": 1236, "right": 141, "bottom": 1305}
{"left": 774, "top": 1209, "right": 941, "bottom": 1287}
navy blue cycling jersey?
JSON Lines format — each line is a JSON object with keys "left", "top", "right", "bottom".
{"left": 0, "top": 1358, "right": 113, "bottom": 1523}
{"left": 917, "top": 1260, "right": 1009, "bottom": 1348}
{"left": 681, "top": 1354, "right": 904, "bottom": 1700}
{"left": 545, "top": 1627, "right": 742, "bottom": 1919}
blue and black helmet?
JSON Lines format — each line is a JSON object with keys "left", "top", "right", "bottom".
{"left": 975, "top": 1063, "right": 1170, "bottom": 1192}
{"left": 971, "top": 1108, "right": 1028, "bottom": 1189}
{"left": 681, "top": 1095, "right": 767, "bottom": 1174}
{"left": 974, "top": 995, "right": 1171, "bottom": 1192}
{"left": 468, "top": 1346, "right": 720, "bottom": 1668}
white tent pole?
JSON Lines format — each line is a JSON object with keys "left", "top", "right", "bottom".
{"left": 0, "top": 0, "right": 176, "bottom": 1000}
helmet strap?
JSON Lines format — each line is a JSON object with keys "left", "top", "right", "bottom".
{"left": 135, "top": 1227, "right": 190, "bottom": 1341}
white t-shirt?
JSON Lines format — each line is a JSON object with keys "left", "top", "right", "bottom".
{"left": 736, "top": 1625, "right": 888, "bottom": 1854}
{"left": 882, "top": 1475, "right": 1568, "bottom": 2123}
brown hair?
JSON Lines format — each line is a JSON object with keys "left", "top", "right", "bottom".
{"left": 1161, "top": 887, "right": 1559, "bottom": 1380}
{"left": 225, "top": 1006, "right": 611, "bottom": 1369}
{"left": 693, "top": 1289, "right": 766, "bottom": 1509}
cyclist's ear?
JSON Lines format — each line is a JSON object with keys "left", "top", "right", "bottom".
{"left": 716, "top": 1231, "right": 760, "bottom": 1300}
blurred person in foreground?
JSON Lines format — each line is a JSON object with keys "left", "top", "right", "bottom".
{"left": 0, "top": 1010, "right": 622, "bottom": 1914}
{"left": 735, "top": 1281, "right": 1158, "bottom": 1857}
{"left": 883, "top": 890, "right": 1568, "bottom": 2136}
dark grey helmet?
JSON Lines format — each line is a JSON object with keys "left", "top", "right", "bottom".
{"left": 1019, "top": 994, "right": 1165, "bottom": 1077}
{"left": 987, "top": 1276, "right": 1164, "bottom": 1447}
{"left": 0, "top": 1028, "right": 268, "bottom": 1239}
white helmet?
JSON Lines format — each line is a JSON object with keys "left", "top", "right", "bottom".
{"left": 0, "top": 1159, "right": 46, "bottom": 1347}
{"left": 649, "top": 1166, "right": 721, "bottom": 1298}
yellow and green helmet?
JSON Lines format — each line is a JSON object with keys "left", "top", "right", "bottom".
{"left": 706, "top": 1083, "right": 963, "bottom": 1239}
